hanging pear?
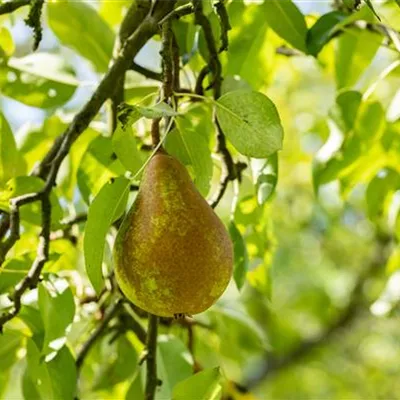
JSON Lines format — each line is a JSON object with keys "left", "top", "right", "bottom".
{"left": 113, "top": 152, "right": 233, "bottom": 317}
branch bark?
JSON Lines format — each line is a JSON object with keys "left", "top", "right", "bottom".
{"left": 0, "top": 0, "right": 29, "bottom": 15}
{"left": 145, "top": 314, "right": 159, "bottom": 400}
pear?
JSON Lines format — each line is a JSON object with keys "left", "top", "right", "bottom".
{"left": 113, "top": 152, "right": 233, "bottom": 317}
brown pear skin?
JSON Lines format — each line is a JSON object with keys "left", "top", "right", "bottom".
{"left": 113, "top": 152, "right": 233, "bottom": 317}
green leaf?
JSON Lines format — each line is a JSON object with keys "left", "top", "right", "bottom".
{"left": 253, "top": 153, "right": 279, "bottom": 205}
{"left": 38, "top": 278, "right": 75, "bottom": 357}
{"left": 18, "top": 116, "right": 67, "bottom": 172}
{"left": 172, "top": 367, "right": 222, "bottom": 400}
{"left": 0, "top": 330, "right": 23, "bottom": 397}
{"left": 0, "top": 53, "right": 78, "bottom": 108}
{"left": 362, "top": 0, "right": 381, "bottom": 20}
{"left": 46, "top": 240, "right": 78, "bottom": 273}
{"left": 263, "top": 0, "right": 307, "bottom": 52}
{"left": 19, "top": 305, "right": 45, "bottom": 349}
{"left": 335, "top": 28, "right": 383, "bottom": 89}
{"left": 354, "top": 100, "right": 386, "bottom": 141}
{"left": 92, "top": 335, "right": 138, "bottom": 391}
{"left": 306, "top": 11, "right": 347, "bottom": 56}
{"left": 209, "top": 303, "right": 269, "bottom": 360}
{"left": 314, "top": 98, "right": 386, "bottom": 192}
{"left": 366, "top": 169, "right": 400, "bottom": 220}
{"left": 126, "top": 335, "right": 193, "bottom": 400}
{"left": 221, "top": 75, "right": 252, "bottom": 95}
{"left": 77, "top": 135, "right": 125, "bottom": 204}
{"left": 386, "top": 247, "right": 400, "bottom": 274}
{"left": 172, "top": 20, "right": 197, "bottom": 65}
{"left": 124, "top": 85, "right": 159, "bottom": 104}
{"left": 164, "top": 128, "right": 191, "bottom": 166}
{"left": 58, "top": 128, "right": 98, "bottom": 201}
{"left": 0, "top": 26, "right": 15, "bottom": 57}
{"left": 172, "top": 118, "right": 213, "bottom": 197}
{"left": 112, "top": 120, "right": 144, "bottom": 175}
{"left": 0, "top": 112, "right": 25, "bottom": 185}
{"left": 25, "top": 339, "right": 77, "bottom": 400}
{"left": 226, "top": 2, "right": 272, "bottom": 89}
{"left": 47, "top": 1, "right": 115, "bottom": 72}
{"left": 134, "top": 102, "right": 180, "bottom": 119}
{"left": 156, "top": 335, "right": 194, "bottom": 398}
{"left": 0, "top": 176, "right": 63, "bottom": 227}
{"left": 84, "top": 177, "right": 130, "bottom": 294}
{"left": 329, "top": 90, "right": 362, "bottom": 133}
{"left": 216, "top": 90, "right": 284, "bottom": 158}
{"left": 99, "top": 0, "right": 132, "bottom": 28}
{"left": 126, "top": 370, "right": 145, "bottom": 400}
{"left": 0, "top": 253, "right": 33, "bottom": 293}
{"left": 229, "top": 222, "right": 249, "bottom": 290}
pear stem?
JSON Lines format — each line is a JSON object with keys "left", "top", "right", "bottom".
{"left": 145, "top": 314, "right": 159, "bottom": 400}
{"left": 151, "top": 118, "right": 161, "bottom": 147}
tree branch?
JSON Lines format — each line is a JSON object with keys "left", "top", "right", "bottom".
{"left": 145, "top": 314, "right": 159, "bottom": 400}
{"left": 131, "top": 61, "right": 162, "bottom": 81}
{"left": 0, "top": 0, "right": 29, "bottom": 15}
{"left": 158, "top": 3, "right": 194, "bottom": 26}
{"left": 194, "top": 65, "right": 210, "bottom": 96}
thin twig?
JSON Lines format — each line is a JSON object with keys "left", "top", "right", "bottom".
{"left": 145, "top": 314, "right": 159, "bottom": 400}
{"left": 0, "top": 212, "right": 10, "bottom": 242}
{"left": 193, "top": 0, "right": 239, "bottom": 208}
{"left": 0, "top": 192, "right": 41, "bottom": 265}
{"left": 209, "top": 160, "right": 246, "bottom": 209}
{"left": 61, "top": 213, "right": 88, "bottom": 228}
{"left": 194, "top": 66, "right": 210, "bottom": 96}
{"left": 215, "top": 0, "right": 231, "bottom": 53}
{"left": 193, "top": 0, "right": 222, "bottom": 98}
{"left": 0, "top": 192, "right": 51, "bottom": 331}
{"left": 158, "top": 2, "right": 194, "bottom": 26}
{"left": 76, "top": 299, "right": 122, "bottom": 370}
{"left": 131, "top": 61, "right": 162, "bottom": 81}
{"left": 0, "top": 0, "right": 29, "bottom": 15}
